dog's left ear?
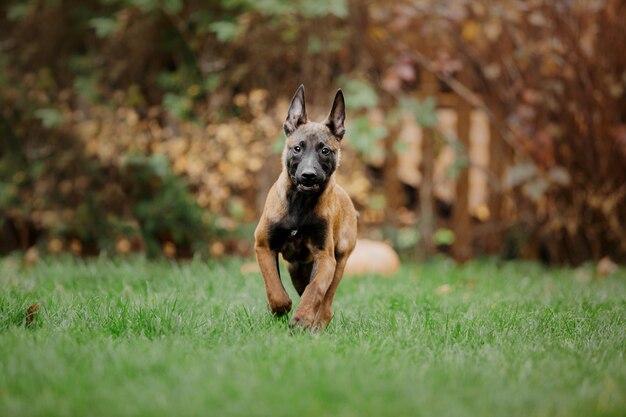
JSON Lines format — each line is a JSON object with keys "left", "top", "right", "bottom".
{"left": 325, "top": 89, "right": 345, "bottom": 140}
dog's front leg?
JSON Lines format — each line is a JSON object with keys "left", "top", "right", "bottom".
{"left": 255, "top": 244, "right": 292, "bottom": 316}
{"left": 290, "top": 250, "right": 336, "bottom": 329}
{"left": 314, "top": 253, "right": 349, "bottom": 328}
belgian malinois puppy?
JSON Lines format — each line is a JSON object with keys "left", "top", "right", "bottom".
{"left": 254, "top": 85, "right": 357, "bottom": 329}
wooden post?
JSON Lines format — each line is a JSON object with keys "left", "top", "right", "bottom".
{"left": 418, "top": 70, "right": 438, "bottom": 259}
{"left": 383, "top": 125, "right": 403, "bottom": 224}
{"left": 382, "top": 92, "right": 403, "bottom": 224}
{"left": 486, "top": 121, "right": 504, "bottom": 254}
{"left": 452, "top": 96, "right": 472, "bottom": 263}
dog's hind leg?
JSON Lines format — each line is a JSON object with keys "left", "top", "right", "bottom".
{"left": 288, "top": 262, "right": 313, "bottom": 296}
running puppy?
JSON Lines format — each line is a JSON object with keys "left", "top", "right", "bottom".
{"left": 254, "top": 85, "right": 357, "bottom": 329}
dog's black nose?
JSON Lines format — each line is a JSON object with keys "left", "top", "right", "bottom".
{"left": 301, "top": 170, "right": 317, "bottom": 182}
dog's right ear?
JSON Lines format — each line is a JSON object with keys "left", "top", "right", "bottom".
{"left": 284, "top": 84, "right": 307, "bottom": 136}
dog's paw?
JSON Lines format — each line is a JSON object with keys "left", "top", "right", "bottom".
{"left": 313, "top": 308, "right": 333, "bottom": 328}
{"left": 268, "top": 297, "right": 292, "bottom": 316}
{"left": 289, "top": 313, "right": 315, "bottom": 330}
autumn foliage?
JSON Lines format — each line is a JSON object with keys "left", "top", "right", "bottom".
{"left": 1, "top": 0, "right": 625, "bottom": 263}
{"left": 373, "top": 0, "right": 626, "bottom": 262}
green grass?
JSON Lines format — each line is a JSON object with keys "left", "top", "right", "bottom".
{"left": 1, "top": 256, "right": 625, "bottom": 417}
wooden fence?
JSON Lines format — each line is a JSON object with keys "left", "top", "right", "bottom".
{"left": 410, "top": 70, "right": 508, "bottom": 262}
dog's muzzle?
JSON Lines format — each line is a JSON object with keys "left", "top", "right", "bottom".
{"left": 292, "top": 172, "right": 323, "bottom": 193}
{"left": 296, "top": 183, "right": 321, "bottom": 193}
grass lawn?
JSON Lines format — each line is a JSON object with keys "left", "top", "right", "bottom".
{"left": 1, "top": 256, "right": 625, "bottom": 417}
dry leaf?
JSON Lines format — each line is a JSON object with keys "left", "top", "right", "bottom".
{"left": 240, "top": 262, "right": 260, "bottom": 274}
{"left": 435, "top": 284, "right": 453, "bottom": 296}
{"left": 70, "top": 239, "right": 82, "bottom": 255}
{"left": 462, "top": 21, "right": 481, "bottom": 42}
{"left": 163, "top": 241, "right": 177, "bottom": 258}
{"left": 25, "top": 246, "right": 39, "bottom": 266}
{"left": 25, "top": 304, "right": 39, "bottom": 327}
{"left": 116, "top": 238, "right": 131, "bottom": 254}
{"left": 47, "top": 238, "right": 63, "bottom": 254}
{"left": 210, "top": 241, "right": 225, "bottom": 257}
{"left": 597, "top": 257, "right": 618, "bottom": 277}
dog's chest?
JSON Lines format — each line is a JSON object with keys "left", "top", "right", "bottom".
{"left": 267, "top": 214, "right": 327, "bottom": 263}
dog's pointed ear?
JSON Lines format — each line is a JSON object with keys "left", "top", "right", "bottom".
{"left": 325, "top": 89, "right": 346, "bottom": 140}
{"left": 284, "top": 84, "right": 307, "bottom": 136}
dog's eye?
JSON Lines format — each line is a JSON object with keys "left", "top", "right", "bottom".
{"left": 321, "top": 147, "right": 330, "bottom": 155}
{"left": 293, "top": 145, "right": 302, "bottom": 153}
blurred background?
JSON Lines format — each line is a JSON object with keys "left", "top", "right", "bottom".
{"left": 1, "top": 0, "right": 625, "bottom": 264}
